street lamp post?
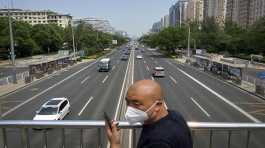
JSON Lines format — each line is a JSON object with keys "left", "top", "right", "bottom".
{"left": 71, "top": 20, "right": 76, "bottom": 59}
{"left": 187, "top": 24, "right": 191, "bottom": 57}
{"left": 8, "top": 7, "right": 17, "bottom": 84}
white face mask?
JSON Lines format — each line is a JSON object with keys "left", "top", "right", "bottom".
{"left": 125, "top": 101, "right": 158, "bottom": 124}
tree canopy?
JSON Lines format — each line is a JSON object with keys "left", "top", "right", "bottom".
{"left": 0, "top": 17, "right": 128, "bottom": 58}
{"left": 139, "top": 17, "right": 265, "bottom": 59}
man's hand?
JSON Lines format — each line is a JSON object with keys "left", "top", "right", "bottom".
{"left": 105, "top": 120, "right": 121, "bottom": 148}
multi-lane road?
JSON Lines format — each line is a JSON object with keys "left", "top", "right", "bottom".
{"left": 1, "top": 46, "right": 265, "bottom": 148}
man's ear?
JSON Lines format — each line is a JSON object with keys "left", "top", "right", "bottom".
{"left": 154, "top": 101, "right": 163, "bottom": 111}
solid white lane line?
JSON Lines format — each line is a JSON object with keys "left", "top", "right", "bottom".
{"left": 132, "top": 49, "right": 135, "bottom": 84}
{"left": 190, "top": 97, "right": 211, "bottom": 117}
{"left": 78, "top": 96, "right": 94, "bottom": 116}
{"left": 109, "top": 48, "right": 133, "bottom": 148}
{"left": 129, "top": 49, "right": 135, "bottom": 148}
{"left": 102, "top": 75, "right": 109, "bottom": 83}
{"left": 1, "top": 60, "right": 98, "bottom": 117}
{"left": 112, "top": 65, "right": 116, "bottom": 70}
{"left": 81, "top": 76, "right": 90, "bottom": 84}
{"left": 169, "top": 75, "right": 177, "bottom": 84}
{"left": 144, "top": 60, "right": 146, "bottom": 64}
{"left": 177, "top": 67, "right": 261, "bottom": 123}
{"left": 114, "top": 50, "right": 132, "bottom": 119}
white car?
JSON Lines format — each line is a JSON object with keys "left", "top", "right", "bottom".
{"left": 152, "top": 67, "right": 165, "bottom": 77}
{"left": 33, "top": 98, "right": 70, "bottom": 120}
{"left": 136, "top": 55, "right": 143, "bottom": 59}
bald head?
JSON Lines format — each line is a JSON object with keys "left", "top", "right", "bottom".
{"left": 126, "top": 80, "right": 164, "bottom": 108}
{"left": 126, "top": 80, "right": 168, "bottom": 123}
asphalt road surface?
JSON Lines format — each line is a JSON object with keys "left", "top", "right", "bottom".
{"left": 1, "top": 47, "right": 265, "bottom": 148}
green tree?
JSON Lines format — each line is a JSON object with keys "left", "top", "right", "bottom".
{"left": 31, "top": 24, "right": 64, "bottom": 54}
{"left": 248, "top": 17, "right": 265, "bottom": 55}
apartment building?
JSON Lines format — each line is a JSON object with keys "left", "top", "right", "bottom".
{"left": 0, "top": 9, "right": 72, "bottom": 28}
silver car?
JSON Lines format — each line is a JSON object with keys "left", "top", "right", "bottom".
{"left": 152, "top": 67, "right": 165, "bottom": 77}
{"left": 33, "top": 98, "right": 70, "bottom": 120}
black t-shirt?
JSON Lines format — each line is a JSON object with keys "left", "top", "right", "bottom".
{"left": 137, "top": 110, "right": 192, "bottom": 148}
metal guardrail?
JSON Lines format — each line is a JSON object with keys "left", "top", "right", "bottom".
{"left": 0, "top": 71, "right": 29, "bottom": 85}
{"left": 0, "top": 120, "right": 265, "bottom": 148}
{"left": 0, "top": 121, "right": 265, "bottom": 148}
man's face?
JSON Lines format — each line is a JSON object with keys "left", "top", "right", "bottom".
{"left": 126, "top": 90, "right": 162, "bottom": 122}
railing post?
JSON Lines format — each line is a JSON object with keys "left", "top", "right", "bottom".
{"left": 97, "top": 128, "right": 102, "bottom": 148}
{"left": 21, "top": 128, "right": 30, "bottom": 148}
{"left": 80, "top": 129, "right": 83, "bottom": 148}
{"left": 192, "top": 130, "right": 195, "bottom": 148}
{"left": 43, "top": 130, "right": 48, "bottom": 148}
{"left": 246, "top": 130, "right": 251, "bottom": 148}
{"left": 61, "top": 128, "right": 65, "bottom": 148}
{"left": 132, "top": 129, "right": 137, "bottom": 148}
{"left": 227, "top": 131, "right": 232, "bottom": 148}
{"left": 209, "top": 130, "right": 213, "bottom": 148}
{"left": 2, "top": 128, "right": 8, "bottom": 148}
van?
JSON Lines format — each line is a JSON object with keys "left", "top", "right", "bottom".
{"left": 98, "top": 58, "right": 111, "bottom": 72}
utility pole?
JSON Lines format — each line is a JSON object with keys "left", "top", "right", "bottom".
{"left": 71, "top": 20, "right": 76, "bottom": 59}
{"left": 179, "top": 5, "right": 182, "bottom": 27}
{"left": 8, "top": 3, "right": 17, "bottom": 84}
{"left": 187, "top": 24, "right": 191, "bottom": 57}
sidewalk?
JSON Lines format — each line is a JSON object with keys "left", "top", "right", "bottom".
{"left": 173, "top": 57, "right": 262, "bottom": 98}
{"left": 227, "top": 80, "right": 256, "bottom": 93}
{"left": 175, "top": 57, "right": 186, "bottom": 64}
{"left": 0, "top": 53, "right": 61, "bottom": 68}
{"left": 0, "top": 59, "right": 94, "bottom": 97}
{"left": 175, "top": 57, "right": 187, "bottom": 64}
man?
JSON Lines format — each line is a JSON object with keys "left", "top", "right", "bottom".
{"left": 106, "top": 80, "right": 192, "bottom": 148}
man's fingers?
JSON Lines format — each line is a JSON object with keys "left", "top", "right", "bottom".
{"left": 111, "top": 121, "right": 117, "bottom": 130}
{"left": 105, "top": 121, "right": 112, "bottom": 135}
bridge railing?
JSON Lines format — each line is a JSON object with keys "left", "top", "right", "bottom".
{"left": 0, "top": 121, "right": 265, "bottom": 148}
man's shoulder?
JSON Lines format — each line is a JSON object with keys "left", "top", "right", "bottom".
{"left": 152, "top": 110, "right": 188, "bottom": 137}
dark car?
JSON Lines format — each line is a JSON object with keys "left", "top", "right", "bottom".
{"left": 121, "top": 55, "right": 129, "bottom": 61}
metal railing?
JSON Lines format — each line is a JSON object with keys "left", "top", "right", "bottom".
{"left": 0, "top": 121, "right": 265, "bottom": 148}
{"left": 0, "top": 71, "right": 29, "bottom": 85}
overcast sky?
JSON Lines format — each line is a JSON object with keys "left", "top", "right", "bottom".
{"left": 0, "top": 0, "right": 177, "bottom": 37}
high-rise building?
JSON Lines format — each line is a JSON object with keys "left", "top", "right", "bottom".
{"left": 187, "top": 0, "right": 196, "bottom": 21}
{"left": 177, "top": 0, "right": 189, "bottom": 25}
{"left": 203, "top": 0, "right": 227, "bottom": 26}
{"left": 169, "top": 4, "right": 178, "bottom": 26}
{"left": 226, "top": 0, "right": 265, "bottom": 28}
{"left": 0, "top": 9, "right": 72, "bottom": 28}
{"left": 226, "top": 0, "right": 249, "bottom": 27}
{"left": 161, "top": 15, "right": 170, "bottom": 28}
{"left": 169, "top": 0, "right": 189, "bottom": 27}
{"left": 73, "top": 18, "right": 115, "bottom": 34}
{"left": 249, "top": 0, "right": 265, "bottom": 25}
{"left": 187, "top": 0, "right": 204, "bottom": 23}
{"left": 151, "top": 21, "right": 162, "bottom": 33}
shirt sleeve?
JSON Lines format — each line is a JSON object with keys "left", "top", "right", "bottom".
{"left": 143, "top": 142, "right": 171, "bottom": 148}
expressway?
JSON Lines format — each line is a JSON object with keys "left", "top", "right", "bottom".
{"left": 1, "top": 46, "right": 265, "bottom": 148}
{"left": 134, "top": 49, "right": 265, "bottom": 148}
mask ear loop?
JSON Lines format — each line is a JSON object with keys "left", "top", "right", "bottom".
{"left": 145, "top": 101, "right": 160, "bottom": 113}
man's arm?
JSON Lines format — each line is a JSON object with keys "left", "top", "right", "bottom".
{"left": 105, "top": 120, "right": 121, "bottom": 148}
